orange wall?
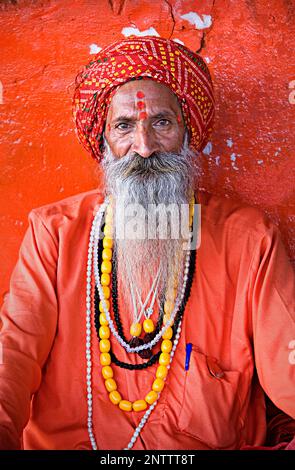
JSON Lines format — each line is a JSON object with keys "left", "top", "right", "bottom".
{"left": 0, "top": 0, "right": 294, "bottom": 303}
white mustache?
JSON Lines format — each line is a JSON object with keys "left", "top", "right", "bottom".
{"left": 102, "top": 135, "right": 198, "bottom": 205}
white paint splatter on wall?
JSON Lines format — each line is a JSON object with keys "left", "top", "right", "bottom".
{"left": 89, "top": 44, "right": 102, "bottom": 54}
{"left": 202, "top": 142, "right": 212, "bottom": 155}
{"left": 230, "top": 153, "right": 240, "bottom": 170}
{"left": 226, "top": 138, "right": 233, "bottom": 148}
{"left": 180, "top": 12, "right": 212, "bottom": 30}
{"left": 121, "top": 27, "right": 160, "bottom": 37}
{"left": 173, "top": 38, "right": 184, "bottom": 45}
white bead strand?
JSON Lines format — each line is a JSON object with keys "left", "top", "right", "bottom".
{"left": 86, "top": 200, "right": 108, "bottom": 450}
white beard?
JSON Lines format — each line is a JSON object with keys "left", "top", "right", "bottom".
{"left": 101, "top": 137, "right": 198, "bottom": 321}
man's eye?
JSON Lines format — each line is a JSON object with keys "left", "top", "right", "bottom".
{"left": 115, "top": 122, "right": 131, "bottom": 130}
{"left": 154, "top": 119, "right": 171, "bottom": 127}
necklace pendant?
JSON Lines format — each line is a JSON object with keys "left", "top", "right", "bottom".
{"left": 130, "top": 322, "right": 142, "bottom": 337}
{"left": 143, "top": 318, "right": 155, "bottom": 333}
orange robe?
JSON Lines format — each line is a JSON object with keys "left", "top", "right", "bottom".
{"left": 0, "top": 189, "right": 294, "bottom": 450}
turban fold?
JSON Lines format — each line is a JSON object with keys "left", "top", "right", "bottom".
{"left": 73, "top": 36, "right": 215, "bottom": 162}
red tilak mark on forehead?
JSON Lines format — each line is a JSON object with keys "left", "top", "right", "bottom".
{"left": 136, "top": 91, "right": 145, "bottom": 99}
{"left": 136, "top": 101, "right": 145, "bottom": 110}
{"left": 139, "top": 111, "right": 147, "bottom": 120}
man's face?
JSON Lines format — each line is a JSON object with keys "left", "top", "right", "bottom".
{"left": 104, "top": 80, "right": 185, "bottom": 158}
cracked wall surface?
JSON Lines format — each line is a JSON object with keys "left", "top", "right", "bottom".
{"left": 0, "top": 0, "right": 294, "bottom": 300}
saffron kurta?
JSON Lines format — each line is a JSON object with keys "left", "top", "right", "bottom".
{"left": 0, "top": 189, "right": 294, "bottom": 450}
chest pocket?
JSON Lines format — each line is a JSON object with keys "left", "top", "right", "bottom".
{"left": 176, "top": 347, "right": 243, "bottom": 449}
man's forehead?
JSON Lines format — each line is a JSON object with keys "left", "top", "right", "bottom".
{"left": 109, "top": 79, "right": 181, "bottom": 110}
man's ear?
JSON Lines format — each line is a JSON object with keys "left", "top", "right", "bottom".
{"left": 182, "top": 129, "right": 191, "bottom": 150}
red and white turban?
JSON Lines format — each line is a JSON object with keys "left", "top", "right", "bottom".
{"left": 72, "top": 36, "right": 215, "bottom": 162}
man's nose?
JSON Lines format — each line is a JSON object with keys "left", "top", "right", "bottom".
{"left": 132, "top": 125, "right": 158, "bottom": 158}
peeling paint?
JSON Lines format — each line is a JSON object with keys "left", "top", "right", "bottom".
{"left": 89, "top": 44, "right": 102, "bottom": 54}
{"left": 257, "top": 160, "right": 264, "bottom": 165}
{"left": 226, "top": 138, "right": 233, "bottom": 148}
{"left": 202, "top": 142, "right": 212, "bottom": 155}
{"left": 121, "top": 26, "right": 160, "bottom": 37}
{"left": 205, "top": 57, "right": 211, "bottom": 63}
{"left": 230, "top": 153, "right": 239, "bottom": 171}
{"left": 180, "top": 12, "right": 212, "bottom": 30}
{"left": 173, "top": 38, "right": 184, "bottom": 45}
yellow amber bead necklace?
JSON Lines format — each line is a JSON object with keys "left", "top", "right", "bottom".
{"left": 87, "top": 194, "right": 196, "bottom": 449}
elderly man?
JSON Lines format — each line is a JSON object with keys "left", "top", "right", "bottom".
{"left": 0, "top": 37, "right": 294, "bottom": 451}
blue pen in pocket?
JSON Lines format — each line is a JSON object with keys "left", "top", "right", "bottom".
{"left": 185, "top": 343, "right": 193, "bottom": 371}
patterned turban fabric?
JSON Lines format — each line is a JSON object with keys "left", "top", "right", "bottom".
{"left": 72, "top": 36, "right": 215, "bottom": 162}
